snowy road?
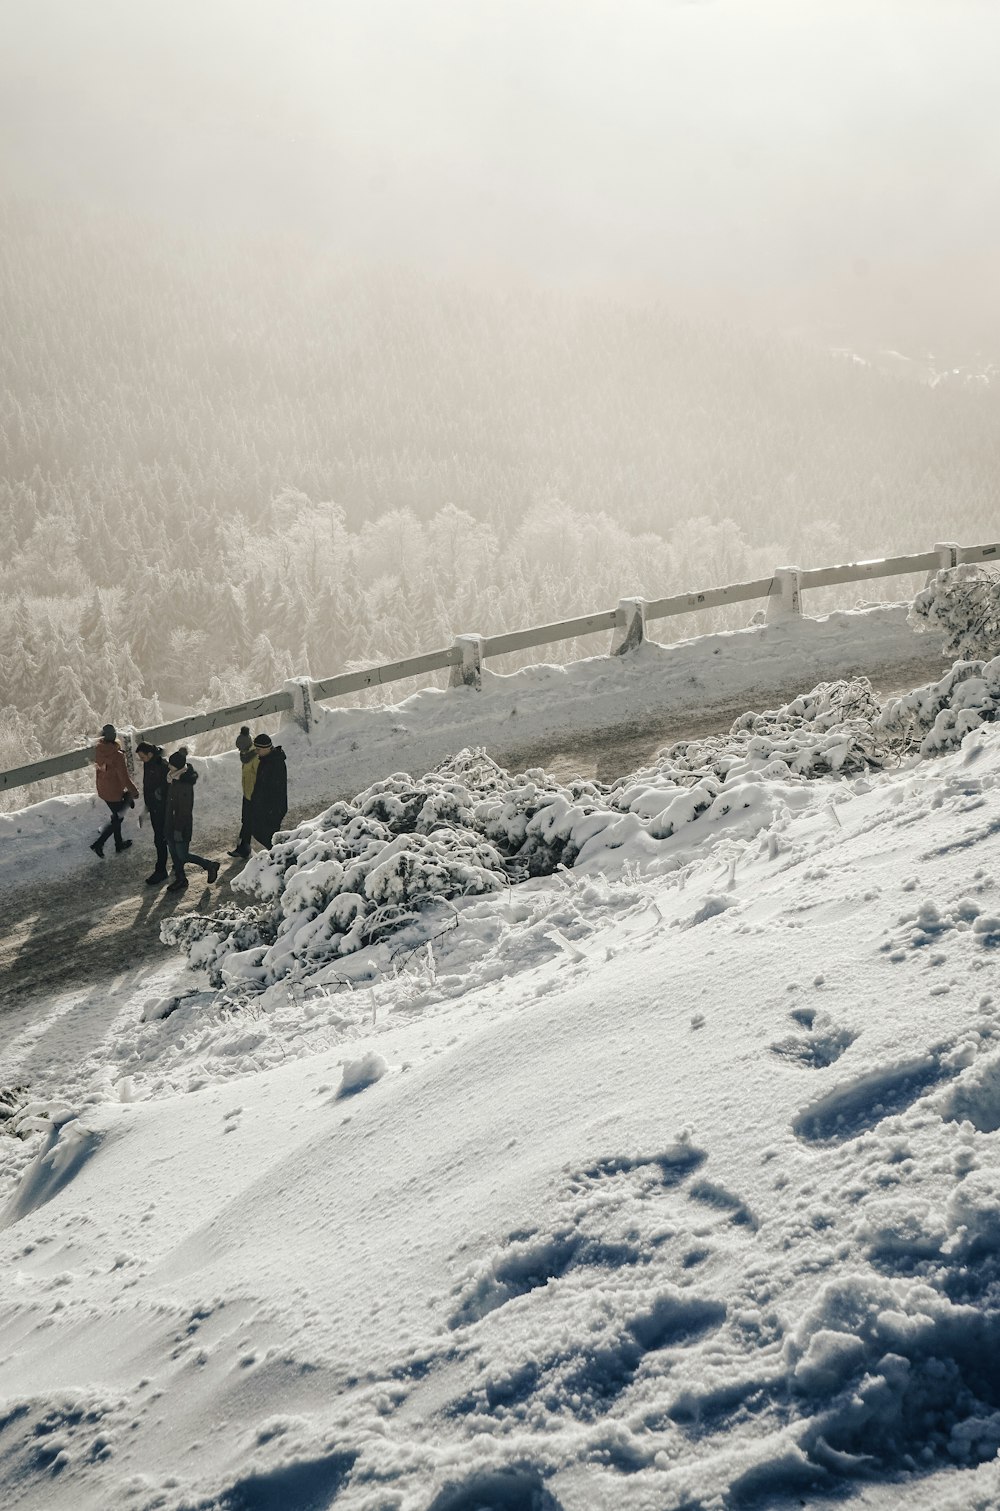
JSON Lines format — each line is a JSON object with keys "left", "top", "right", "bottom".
{"left": 0, "top": 652, "right": 947, "bottom": 1059}
{"left": 501, "top": 654, "right": 948, "bottom": 783}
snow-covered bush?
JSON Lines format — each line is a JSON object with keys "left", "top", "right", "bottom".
{"left": 910, "top": 564, "right": 1000, "bottom": 661}
{"left": 165, "top": 682, "right": 898, "bottom": 993}
{"left": 163, "top": 753, "right": 564, "bottom": 989}
{"left": 878, "top": 657, "right": 1000, "bottom": 755}
{"left": 163, "top": 665, "right": 1000, "bottom": 994}
{"left": 160, "top": 904, "right": 278, "bottom": 987}
{"left": 622, "top": 678, "right": 889, "bottom": 792}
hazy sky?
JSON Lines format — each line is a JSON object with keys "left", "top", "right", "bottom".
{"left": 3, "top": 0, "right": 999, "bottom": 337}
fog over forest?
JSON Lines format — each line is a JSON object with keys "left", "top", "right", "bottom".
{"left": 1, "top": 0, "right": 999, "bottom": 803}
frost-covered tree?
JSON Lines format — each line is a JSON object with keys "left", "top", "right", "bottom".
{"left": 208, "top": 584, "right": 250, "bottom": 664}
{"left": 0, "top": 707, "right": 44, "bottom": 812}
{"left": 44, "top": 665, "right": 100, "bottom": 750}
{"left": 247, "top": 633, "right": 289, "bottom": 694}
{"left": 119, "top": 569, "right": 169, "bottom": 678}
{"left": 0, "top": 600, "right": 42, "bottom": 707}
{"left": 910, "top": 566, "right": 1000, "bottom": 661}
{"left": 78, "top": 588, "right": 109, "bottom": 647}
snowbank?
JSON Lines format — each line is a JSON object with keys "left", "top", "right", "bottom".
{"left": 0, "top": 603, "right": 944, "bottom": 895}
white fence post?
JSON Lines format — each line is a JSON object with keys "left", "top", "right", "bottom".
{"left": 767, "top": 567, "right": 802, "bottom": 623}
{"left": 611, "top": 597, "right": 647, "bottom": 655}
{"left": 283, "top": 677, "right": 315, "bottom": 733}
{"left": 926, "top": 540, "right": 960, "bottom": 585}
{"left": 449, "top": 634, "right": 484, "bottom": 690}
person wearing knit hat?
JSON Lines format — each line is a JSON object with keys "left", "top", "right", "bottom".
{"left": 90, "top": 724, "right": 139, "bottom": 859}
{"left": 228, "top": 725, "right": 258, "bottom": 860}
{"left": 249, "top": 732, "right": 287, "bottom": 848}
{"left": 163, "top": 748, "right": 220, "bottom": 892}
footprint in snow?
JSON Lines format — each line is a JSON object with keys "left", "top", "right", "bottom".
{"left": 377, "top": 1144, "right": 765, "bottom": 1484}
{"left": 427, "top": 1466, "right": 564, "bottom": 1511}
{"left": 441, "top": 1140, "right": 757, "bottom": 1431}
{"left": 792, "top": 1049, "right": 956, "bottom": 1144}
{"left": 449, "top": 1139, "right": 762, "bottom": 1327}
{"left": 770, "top": 1009, "right": 858, "bottom": 1070}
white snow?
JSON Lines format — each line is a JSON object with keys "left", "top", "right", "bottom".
{"left": 5, "top": 611, "right": 1000, "bottom": 1508}
{"left": 0, "top": 602, "right": 943, "bottom": 894}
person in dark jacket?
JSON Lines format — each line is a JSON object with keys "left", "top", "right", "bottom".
{"left": 90, "top": 723, "right": 139, "bottom": 858}
{"left": 228, "top": 725, "right": 258, "bottom": 859}
{"left": 164, "top": 748, "right": 220, "bottom": 893}
{"left": 136, "top": 741, "right": 170, "bottom": 884}
{"left": 249, "top": 733, "right": 287, "bottom": 848}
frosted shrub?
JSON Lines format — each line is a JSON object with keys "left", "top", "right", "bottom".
{"left": 160, "top": 904, "right": 278, "bottom": 988}
{"left": 165, "top": 684, "right": 902, "bottom": 993}
{"left": 162, "top": 668, "right": 1000, "bottom": 994}
{"left": 879, "top": 658, "right": 1000, "bottom": 755}
{"left": 640, "top": 678, "right": 890, "bottom": 788}
{"left": 869, "top": 571, "right": 1000, "bottom": 754}
{"left": 910, "top": 564, "right": 1000, "bottom": 661}
{"left": 163, "top": 754, "right": 574, "bottom": 988}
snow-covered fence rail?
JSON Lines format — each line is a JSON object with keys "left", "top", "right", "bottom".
{"left": 138, "top": 689, "right": 294, "bottom": 747}
{"left": 480, "top": 609, "right": 620, "bottom": 659}
{"left": 2, "top": 538, "right": 998, "bottom": 797}
{"left": 310, "top": 646, "right": 462, "bottom": 701}
{"left": 0, "top": 744, "right": 106, "bottom": 794}
{"left": 0, "top": 690, "right": 297, "bottom": 795}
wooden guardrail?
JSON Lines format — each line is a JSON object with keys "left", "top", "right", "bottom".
{"left": 1, "top": 537, "right": 996, "bottom": 798}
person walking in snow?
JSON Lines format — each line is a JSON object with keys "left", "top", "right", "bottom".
{"left": 90, "top": 723, "right": 139, "bottom": 858}
{"left": 164, "top": 748, "right": 220, "bottom": 893}
{"left": 248, "top": 733, "right": 287, "bottom": 848}
{"left": 227, "top": 725, "right": 258, "bottom": 859}
{"left": 135, "top": 741, "right": 170, "bottom": 885}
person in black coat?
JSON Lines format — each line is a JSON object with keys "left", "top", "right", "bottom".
{"left": 164, "top": 748, "right": 220, "bottom": 893}
{"left": 249, "top": 733, "right": 288, "bottom": 848}
{"left": 136, "top": 741, "right": 170, "bottom": 884}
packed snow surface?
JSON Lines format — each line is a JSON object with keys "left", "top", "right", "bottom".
{"left": 5, "top": 652, "right": 1000, "bottom": 1506}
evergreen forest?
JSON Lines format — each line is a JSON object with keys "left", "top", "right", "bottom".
{"left": 3, "top": 198, "right": 998, "bottom": 807}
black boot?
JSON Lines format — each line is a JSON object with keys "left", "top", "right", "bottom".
{"left": 166, "top": 873, "right": 188, "bottom": 893}
{"left": 115, "top": 839, "right": 133, "bottom": 853}
{"left": 90, "top": 840, "right": 104, "bottom": 858}
{"left": 206, "top": 860, "right": 220, "bottom": 884}
{"left": 146, "top": 869, "right": 169, "bottom": 886}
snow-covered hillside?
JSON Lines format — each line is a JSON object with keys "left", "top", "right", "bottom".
{"left": 3, "top": 641, "right": 1000, "bottom": 1507}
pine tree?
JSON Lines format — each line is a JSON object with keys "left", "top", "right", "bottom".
{"left": 44, "top": 665, "right": 99, "bottom": 753}
{"left": 87, "top": 508, "right": 119, "bottom": 588}
{"left": 78, "top": 588, "right": 110, "bottom": 649}
{"left": 248, "top": 633, "right": 287, "bottom": 694}
{"left": 118, "top": 569, "right": 163, "bottom": 679}
{"left": 1, "top": 599, "right": 42, "bottom": 707}
{"left": 208, "top": 583, "right": 250, "bottom": 665}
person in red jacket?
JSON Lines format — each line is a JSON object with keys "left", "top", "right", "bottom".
{"left": 90, "top": 723, "right": 139, "bottom": 858}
